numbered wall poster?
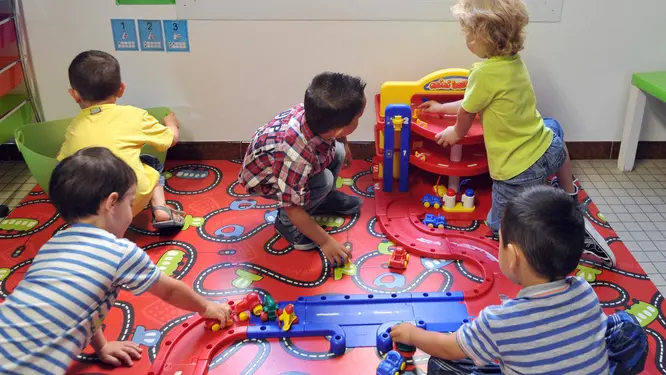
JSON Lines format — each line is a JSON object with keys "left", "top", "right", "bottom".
{"left": 110, "top": 19, "right": 139, "bottom": 51}
{"left": 163, "top": 20, "right": 190, "bottom": 52}
{"left": 138, "top": 19, "right": 165, "bottom": 51}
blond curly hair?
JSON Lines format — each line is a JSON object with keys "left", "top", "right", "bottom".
{"left": 452, "top": 0, "right": 529, "bottom": 57}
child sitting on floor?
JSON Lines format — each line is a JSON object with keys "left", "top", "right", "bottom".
{"left": 390, "top": 186, "right": 647, "bottom": 375}
{"left": 238, "top": 72, "right": 366, "bottom": 266}
{"left": 58, "top": 50, "right": 183, "bottom": 229}
{"left": 0, "top": 147, "right": 232, "bottom": 375}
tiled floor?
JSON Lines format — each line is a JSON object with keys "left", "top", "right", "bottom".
{"left": 0, "top": 161, "right": 36, "bottom": 214}
{"left": 574, "top": 159, "right": 666, "bottom": 297}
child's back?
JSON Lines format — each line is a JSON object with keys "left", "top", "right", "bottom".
{"left": 58, "top": 51, "right": 182, "bottom": 226}
{"left": 0, "top": 223, "right": 158, "bottom": 374}
{"left": 59, "top": 104, "right": 172, "bottom": 213}
{"left": 460, "top": 276, "right": 607, "bottom": 373}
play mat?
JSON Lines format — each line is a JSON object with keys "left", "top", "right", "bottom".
{"left": 0, "top": 158, "right": 665, "bottom": 374}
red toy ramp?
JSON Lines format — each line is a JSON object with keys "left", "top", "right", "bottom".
{"left": 149, "top": 314, "right": 248, "bottom": 375}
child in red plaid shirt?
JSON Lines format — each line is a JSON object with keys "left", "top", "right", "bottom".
{"left": 238, "top": 72, "right": 366, "bottom": 265}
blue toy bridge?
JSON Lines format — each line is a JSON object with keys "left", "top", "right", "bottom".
{"left": 247, "top": 292, "right": 470, "bottom": 355}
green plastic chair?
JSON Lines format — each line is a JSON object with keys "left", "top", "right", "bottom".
{"left": 15, "top": 107, "right": 172, "bottom": 194}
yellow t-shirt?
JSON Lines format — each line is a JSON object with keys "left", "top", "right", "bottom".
{"left": 57, "top": 104, "right": 174, "bottom": 215}
{"left": 461, "top": 54, "right": 553, "bottom": 181}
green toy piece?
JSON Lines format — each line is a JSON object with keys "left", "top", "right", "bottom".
{"left": 0, "top": 218, "right": 38, "bottom": 231}
{"left": 181, "top": 215, "right": 204, "bottom": 230}
{"left": 260, "top": 294, "right": 280, "bottom": 322}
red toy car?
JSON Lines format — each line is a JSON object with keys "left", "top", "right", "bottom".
{"left": 231, "top": 292, "right": 264, "bottom": 321}
{"left": 388, "top": 247, "right": 410, "bottom": 269}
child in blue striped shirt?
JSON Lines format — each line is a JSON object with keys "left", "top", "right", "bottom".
{"left": 391, "top": 186, "right": 647, "bottom": 375}
{"left": 0, "top": 147, "right": 232, "bottom": 375}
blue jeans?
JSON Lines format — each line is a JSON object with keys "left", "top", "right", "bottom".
{"left": 262, "top": 141, "right": 344, "bottom": 227}
{"left": 428, "top": 311, "right": 647, "bottom": 375}
{"left": 487, "top": 118, "right": 566, "bottom": 233}
{"left": 139, "top": 154, "right": 165, "bottom": 186}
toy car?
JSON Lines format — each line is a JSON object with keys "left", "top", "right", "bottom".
{"left": 232, "top": 292, "right": 264, "bottom": 321}
{"left": 421, "top": 194, "right": 442, "bottom": 209}
{"left": 260, "top": 294, "right": 280, "bottom": 322}
{"left": 422, "top": 213, "right": 437, "bottom": 228}
{"left": 435, "top": 214, "right": 447, "bottom": 229}
{"left": 377, "top": 350, "right": 406, "bottom": 375}
{"left": 388, "top": 247, "right": 409, "bottom": 270}
{"left": 204, "top": 317, "right": 234, "bottom": 332}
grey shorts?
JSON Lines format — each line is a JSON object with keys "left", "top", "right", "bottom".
{"left": 487, "top": 122, "right": 566, "bottom": 233}
{"left": 140, "top": 154, "right": 165, "bottom": 186}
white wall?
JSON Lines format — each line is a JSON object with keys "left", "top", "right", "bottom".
{"left": 20, "top": 0, "right": 666, "bottom": 142}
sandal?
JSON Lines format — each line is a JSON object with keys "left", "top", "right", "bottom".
{"left": 152, "top": 205, "right": 185, "bottom": 229}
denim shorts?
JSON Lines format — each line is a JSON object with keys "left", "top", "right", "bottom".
{"left": 487, "top": 118, "right": 566, "bottom": 233}
{"left": 140, "top": 154, "right": 165, "bottom": 186}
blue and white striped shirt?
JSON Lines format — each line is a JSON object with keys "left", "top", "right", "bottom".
{"left": 457, "top": 276, "right": 609, "bottom": 374}
{"left": 0, "top": 224, "right": 161, "bottom": 375}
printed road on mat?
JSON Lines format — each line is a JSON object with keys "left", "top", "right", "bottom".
{"left": 0, "top": 160, "right": 664, "bottom": 374}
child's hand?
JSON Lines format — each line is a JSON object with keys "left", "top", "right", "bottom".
{"left": 202, "top": 301, "right": 233, "bottom": 324}
{"left": 164, "top": 112, "right": 179, "bottom": 128}
{"left": 97, "top": 341, "right": 142, "bottom": 367}
{"left": 418, "top": 100, "right": 441, "bottom": 113}
{"left": 390, "top": 322, "right": 419, "bottom": 345}
{"left": 435, "top": 126, "right": 462, "bottom": 147}
{"left": 321, "top": 237, "right": 352, "bottom": 267}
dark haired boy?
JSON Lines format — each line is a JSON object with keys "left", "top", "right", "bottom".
{"left": 390, "top": 186, "right": 647, "bottom": 375}
{"left": 58, "top": 50, "right": 183, "bottom": 228}
{"left": 239, "top": 72, "right": 366, "bottom": 265}
{"left": 0, "top": 147, "right": 232, "bottom": 374}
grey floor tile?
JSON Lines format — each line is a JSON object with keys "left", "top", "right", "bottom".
{"left": 634, "top": 181, "right": 652, "bottom": 189}
{"left": 639, "top": 222, "right": 658, "bottom": 231}
{"left": 638, "top": 241, "right": 658, "bottom": 251}
{"left": 633, "top": 213, "right": 653, "bottom": 222}
{"left": 611, "top": 188, "right": 630, "bottom": 197}
{"left": 640, "top": 205, "right": 658, "bottom": 213}
{"left": 602, "top": 175, "right": 618, "bottom": 182}
{"left": 631, "top": 231, "right": 650, "bottom": 241}
{"left": 642, "top": 175, "right": 658, "bottom": 182}
{"left": 649, "top": 196, "right": 665, "bottom": 204}
{"left": 623, "top": 222, "right": 644, "bottom": 231}
{"left": 620, "top": 181, "right": 638, "bottom": 189}
{"left": 633, "top": 251, "right": 650, "bottom": 261}
{"left": 647, "top": 213, "right": 666, "bottom": 222}
{"left": 608, "top": 205, "right": 628, "bottom": 213}
{"left": 595, "top": 204, "right": 610, "bottom": 213}
{"left": 625, "top": 205, "right": 643, "bottom": 213}
{"left": 591, "top": 181, "right": 609, "bottom": 189}
{"left": 588, "top": 174, "right": 604, "bottom": 182}
{"left": 649, "top": 274, "right": 666, "bottom": 286}
{"left": 603, "top": 213, "right": 619, "bottom": 222}
{"left": 653, "top": 241, "right": 666, "bottom": 251}
{"left": 634, "top": 196, "right": 651, "bottom": 205}
{"left": 647, "top": 231, "right": 666, "bottom": 241}
{"left": 612, "top": 222, "right": 627, "bottom": 231}
{"left": 647, "top": 252, "right": 666, "bottom": 261}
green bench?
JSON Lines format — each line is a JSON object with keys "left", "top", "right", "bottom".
{"left": 618, "top": 71, "right": 666, "bottom": 171}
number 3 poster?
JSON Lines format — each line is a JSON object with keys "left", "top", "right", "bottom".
{"left": 163, "top": 20, "right": 190, "bottom": 52}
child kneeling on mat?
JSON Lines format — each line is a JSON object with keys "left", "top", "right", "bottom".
{"left": 0, "top": 147, "right": 232, "bottom": 375}
{"left": 238, "top": 72, "right": 366, "bottom": 266}
{"left": 58, "top": 50, "right": 183, "bottom": 229}
{"left": 390, "top": 186, "right": 647, "bottom": 375}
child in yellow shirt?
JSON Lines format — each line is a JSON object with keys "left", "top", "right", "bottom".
{"left": 58, "top": 50, "right": 184, "bottom": 229}
{"left": 421, "top": 0, "right": 614, "bottom": 265}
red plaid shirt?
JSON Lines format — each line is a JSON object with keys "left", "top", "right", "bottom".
{"left": 238, "top": 104, "right": 336, "bottom": 207}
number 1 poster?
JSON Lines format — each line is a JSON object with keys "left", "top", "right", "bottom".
{"left": 111, "top": 19, "right": 139, "bottom": 51}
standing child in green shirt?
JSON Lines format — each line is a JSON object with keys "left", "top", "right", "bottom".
{"left": 420, "top": 0, "right": 614, "bottom": 265}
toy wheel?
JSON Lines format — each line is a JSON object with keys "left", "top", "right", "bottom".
{"left": 253, "top": 305, "right": 264, "bottom": 316}
{"left": 277, "top": 308, "right": 283, "bottom": 315}
{"left": 400, "top": 362, "right": 406, "bottom": 371}
{"left": 211, "top": 323, "right": 221, "bottom": 332}
{"left": 437, "top": 224, "right": 444, "bottom": 229}
{"left": 239, "top": 312, "right": 249, "bottom": 321}
{"left": 403, "top": 261, "right": 408, "bottom": 267}
{"left": 434, "top": 203, "right": 441, "bottom": 209}
{"left": 427, "top": 224, "right": 433, "bottom": 228}
{"left": 394, "top": 371, "right": 399, "bottom": 375}
{"left": 405, "top": 254, "right": 410, "bottom": 261}
{"left": 260, "top": 312, "right": 268, "bottom": 322}
{"left": 423, "top": 202, "right": 430, "bottom": 208}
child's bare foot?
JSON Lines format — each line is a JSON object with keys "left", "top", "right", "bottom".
{"left": 152, "top": 206, "right": 185, "bottom": 229}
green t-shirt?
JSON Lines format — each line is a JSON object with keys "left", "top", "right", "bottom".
{"left": 461, "top": 54, "right": 553, "bottom": 181}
